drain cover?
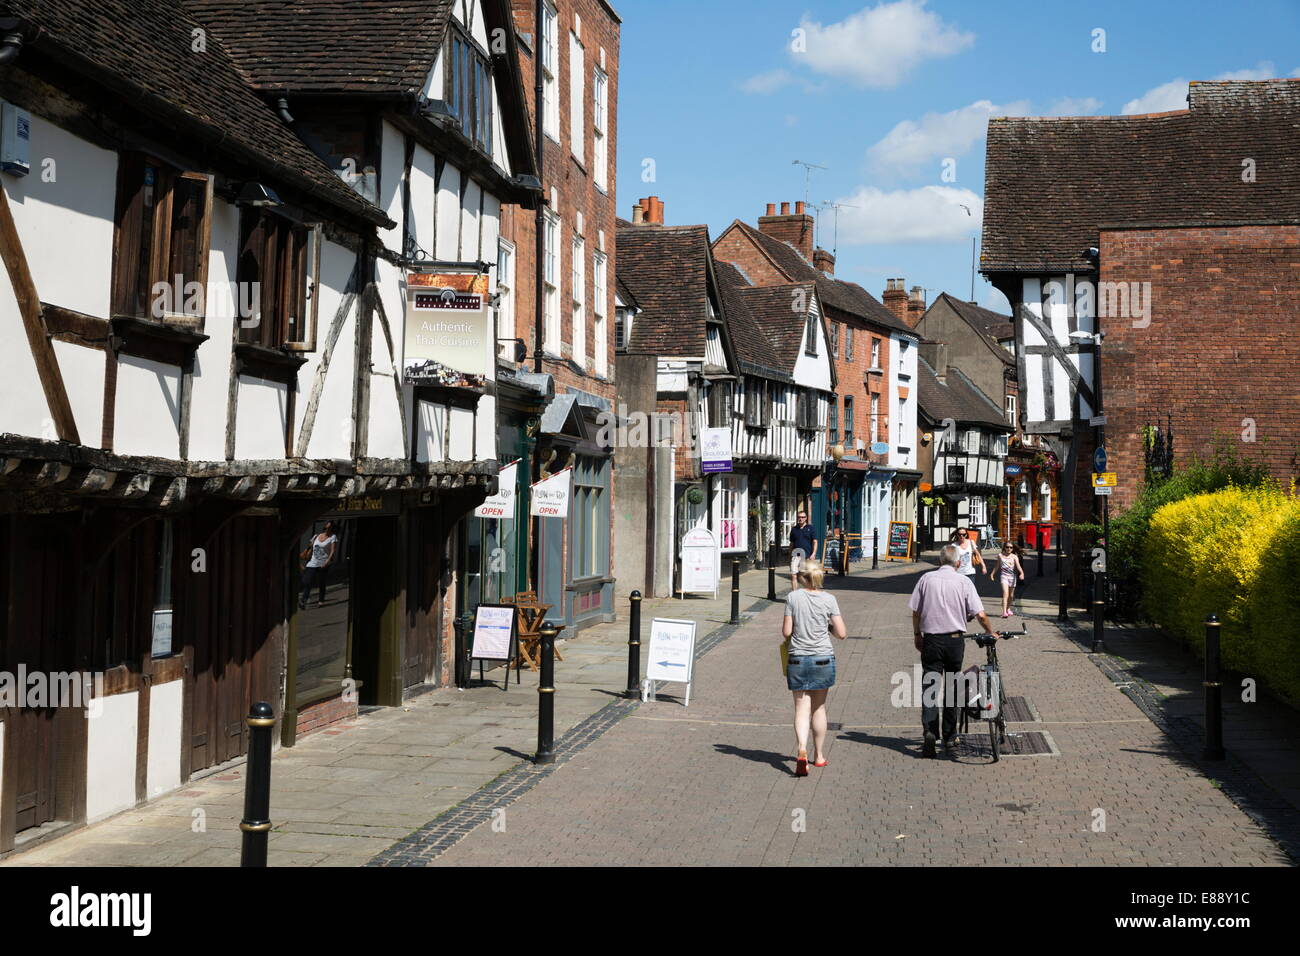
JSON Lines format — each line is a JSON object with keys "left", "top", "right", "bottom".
{"left": 1002, "top": 696, "right": 1038, "bottom": 722}
{"left": 956, "top": 730, "right": 1056, "bottom": 757}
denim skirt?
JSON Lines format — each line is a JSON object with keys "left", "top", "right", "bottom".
{"left": 787, "top": 654, "right": 836, "bottom": 691}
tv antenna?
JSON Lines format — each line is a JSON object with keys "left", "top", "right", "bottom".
{"left": 791, "top": 159, "right": 827, "bottom": 207}
{"left": 814, "top": 200, "right": 859, "bottom": 257}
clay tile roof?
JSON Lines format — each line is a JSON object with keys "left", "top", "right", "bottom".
{"left": 6, "top": 0, "right": 391, "bottom": 225}
{"left": 725, "top": 221, "right": 914, "bottom": 335}
{"left": 713, "top": 260, "right": 784, "bottom": 376}
{"left": 183, "top": 0, "right": 455, "bottom": 94}
{"left": 615, "top": 224, "right": 714, "bottom": 356}
{"left": 917, "top": 358, "right": 1011, "bottom": 430}
{"left": 734, "top": 281, "right": 818, "bottom": 372}
{"left": 982, "top": 79, "right": 1300, "bottom": 272}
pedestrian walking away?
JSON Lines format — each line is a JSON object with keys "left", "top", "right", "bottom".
{"left": 781, "top": 559, "right": 847, "bottom": 775}
{"left": 909, "top": 544, "right": 998, "bottom": 757}
{"left": 990, "top": 541, "right": 1025, "bottom": 618}
{"left": 300, "top": 520, "right": 338, "bottom": 609}
{"left": 789, "top": 510, "right": 819, "bottom": 590}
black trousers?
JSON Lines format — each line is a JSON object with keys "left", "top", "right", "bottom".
{"left": 921, "top": 632, "right": 965, "bottom": 740}
{"left": 301, "top": 566, "right": 328, "bottom": 606}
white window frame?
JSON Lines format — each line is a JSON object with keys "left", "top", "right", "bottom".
{"left": 571, "top": 233, "right": 586, "bottom": 366}
{"left": 1006, "top": 392, "right": 1017, "bottom": 426}
{"left": 496, "top": 238, "right": 515, "bottom": 356}
{"left": 593, "top": 250, "right": 608, "bottom": 376}
{"left": 569, "top": 32, "right": 585, "bottom": 165}
{"left": 541, "top": 2, "right": 560, "bottom": 141}
{"left": 716, "top": 473, "right": 748, "bottom": 553}
{"left": 1019, "top": 480, "right": 1032, "bottom": 521}
{"left": 592, "top": 66, "right": 608, "bottom": 191}
{"left": 870, "top": 392, "right": 879, "bottom": 443}
{"left": 1040, "top": 481, "right": 1052, "bottom": 522}
{"left": 543, "top": 210, "right": 561, "bottom": 351}
{"left": 871, "top": 337, "right": 881, "bottom": 369}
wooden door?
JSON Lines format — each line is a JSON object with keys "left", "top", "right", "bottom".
{"left": 2, "top": 515, "right": 76, "bottom": 834}
{"left": 403, "top": 509, "right": 443, "bottom": 689}
{"left": 189, "top": 515, "right": 280, "bottom": 772}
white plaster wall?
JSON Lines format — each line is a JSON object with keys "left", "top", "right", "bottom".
{"left": 417, "top": 400, "right": 447, "bottom": 463}
{"left": 146, "top": 679, "right": 183, "bottom": 799}
{"left": 460, "top": 178, "right": 482, "bottom": 261}
{"left": 52, "top": 340, "right": 104, "bottom": 444}
{"left": 889, "top": 334, "right": 919, "bottom": 470}
{"left": 5, "top": 112, "right": 115, "bottom": 319}
{"left": 448, "top": 405, "right": 475, "bottom": 460}
{"left": 792, "top": 296, "right": 833, "bottom": 392}
{"left": 435, "top": 164, "right": 461, "bottom": 262}
{"left": 409, "top": 143, "right": 437, "bottom": 260}
{"left": 379, "top": 121, "right": 406, "bottom": 256}
{"left": 475, "top": 393, "right": 497, "bottom": 461}
{"left": 0, "top": 275, "right": 51, "bottom": 438}
{"left": 304, "top": 308, "right": 357, "bottom": 459}
{"left": 113, "top": 355, "right": 181, "bottom": 458}
{"left": 235, "top": 375, "right": 288, "bottom": 459}
{"left": 295, "top": 238, "right": 360, "bottom": 445}
{"left": 187, "top": 199, "right": 240, "bottom": 461}
{"left": 86, "top": 691, "right": 138, "bottom": 822}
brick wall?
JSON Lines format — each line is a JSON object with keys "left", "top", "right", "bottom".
{"left": 296, "top": 692, "right": 358, "bottom": 738}
{"left": 1097, "top": 224, "right": 1300, "bottom": 511}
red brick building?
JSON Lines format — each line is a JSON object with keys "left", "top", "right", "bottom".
{"left": 981, "top": 79, "right": 1300, "bottom": 549}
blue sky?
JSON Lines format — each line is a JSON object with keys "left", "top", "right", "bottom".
{"left": 613, "top": 0, "right": 1300, "bottom": 313}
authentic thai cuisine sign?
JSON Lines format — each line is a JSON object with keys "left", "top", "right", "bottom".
{"left": 403, "top": 272, "right": 491, "bottom": 385}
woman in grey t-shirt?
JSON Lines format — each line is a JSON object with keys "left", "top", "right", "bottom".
{"left": 782, "top": 560, "right": 847, "bottom": 776}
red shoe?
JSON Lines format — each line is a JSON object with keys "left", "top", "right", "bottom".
{"left": 813, "top": 758, "right": 828, "bottom": 768}
{"left": 795, "top": 751, "right": 809, "bottom": 777}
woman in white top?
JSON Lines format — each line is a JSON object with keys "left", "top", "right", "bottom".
{"left": 950, "top": 529, "right": 983, "bottom": 578}
{"left": 300, "top": 521, "right": 338, "bottom": 609}
{"left": 781, "top": 560, "right": 847, "bottom": 776}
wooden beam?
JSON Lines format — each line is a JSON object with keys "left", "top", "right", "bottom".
{"left": 0, "top": 185, "right": 80, "bottom": 443}
{"left": 296, "top": 259, "right": 360, "bottom": 457}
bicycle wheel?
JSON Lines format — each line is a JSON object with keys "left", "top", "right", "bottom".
{"left": 988, "top": 714, "right": 1000, "bottom": 762}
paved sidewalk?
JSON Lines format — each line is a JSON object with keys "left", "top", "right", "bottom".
{"left": 3, "top": 570, "right": 780, "bottom": 867}
{"left": 420, "top": 558, "right": 1292, "bottom": 866}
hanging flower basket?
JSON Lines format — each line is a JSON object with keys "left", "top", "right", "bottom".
{"left": 685, "top": 486, "right": 705, "bottom": 505}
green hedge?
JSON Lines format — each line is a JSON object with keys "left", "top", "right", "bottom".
{"left": 1142, "top": 484, "right": 1300, "bottom": 705}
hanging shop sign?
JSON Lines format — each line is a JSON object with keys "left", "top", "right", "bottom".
{"left": 530, "top": 467, "right": 572, "bottom": 518}
{"left": 403, "top": 272, "right": 491, "bottom": 385}
{"left": 870, "top": 441, "right": 890, "bottom": 455}
{"left": 474, "top": 460, "right": 520, "bottom": 518}
{"left": 701, "top": 426, "right": 733, "bottom": 474}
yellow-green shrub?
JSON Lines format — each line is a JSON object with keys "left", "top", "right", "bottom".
{"left": 1142, "top": 484, "right": 1300, "bottom": 704}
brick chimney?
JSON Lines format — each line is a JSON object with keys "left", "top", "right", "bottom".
{"left": 907, "top": 285, "right": 926, "bottom": 326}
{"left": 883, "top": 277, "right": 908, "bottom": 323}
{"left": 813, "top": 247, "right": 835, "bottom": 274}
{"left": 637, "top": 196, "right": 665, "bottom": 225}
{"left": 757, "top": 199, "right": 815, "bottom": 261}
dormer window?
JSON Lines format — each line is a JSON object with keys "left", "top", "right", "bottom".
{"left": 447, "top": 28, "right": 493, "bottom": 155}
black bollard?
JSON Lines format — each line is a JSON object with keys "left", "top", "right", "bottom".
{"left": 534, "top": 623, "right": 558, "bottom": 764}
{"left": 1055, "top": 542, "right": 1062, "bottom": 576}
{"left": 1057, "top": 554, "right": 1069, "bottom": 622}
{"left": 839, "top": 529, "right": 847, "bottom": 576}
{"left": 729, "top": 559, "right": 741, "bottom": 624}
{"left": 767, "top": 544, "right": 777, "bottom": 601}
{"left": 872, "top": 527, "right": 879, "bottom": 570}
{"left": 454, "top": 610, "right": 472, "bottom": 689}
{"left": 239, "top": 701, "right": 275, "bottom": 867}
{"left": 1091, "top": 567, "right": 1105, "bottom": 653}
{"left": 626, "top": 591, "right": 642, "bottom": 698}
{"left": 1203, "top": 614, "right": 1225, "bottom": 760}
{"left": 1037, "top": 534, "right": 1044, "bottom": 577}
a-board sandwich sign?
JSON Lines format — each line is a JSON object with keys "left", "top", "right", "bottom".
{"left": 470, "top": 603, "right": 519, "bottom": 690}
{"left": 643, "top": 617, "right": 698, "bottom": 706}
{"left": 679, "top": 525, "right": 719, "bottom": 596}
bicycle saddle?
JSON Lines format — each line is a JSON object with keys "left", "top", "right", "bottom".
{"left": 974, "top": 634, "right": 999, "bottom": 648}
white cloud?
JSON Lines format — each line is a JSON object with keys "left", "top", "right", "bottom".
{"left": 1047, "top": 96, "right": 1102, "bottom": 116}
{"left": 1122, "top": 63, "right": 1279, "bottom": 115}
{"left": 741, "top": 69, "right": 794, "bottom": 95}
{"left": 832, "top": 185, "right": 982, "bottom": 244}
{"left": 1292, "top": 67, "right": 1300, "bottom": 77}
{"left": 867, "top": 99, "right": 1028, "bottom": 175}
{"left": 795, "top": 1, "right": 974, "bottom": 89}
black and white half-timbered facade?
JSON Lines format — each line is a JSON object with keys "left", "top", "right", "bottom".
{"left": 0, "top": 0, "right": 536, "bottom": 854}
{"left": 615, "top": 218, "right": 832, "bottom": 594}
{"left": 916, "top": 358, "right": 1012, "bottom": 547}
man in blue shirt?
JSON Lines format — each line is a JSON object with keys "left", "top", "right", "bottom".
{"left": 789, "top": 510, "right": 818, "bottom": 590}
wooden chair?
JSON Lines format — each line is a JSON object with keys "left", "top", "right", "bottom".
{"left": 502, "top": 592, "right": 565, "bottom": 671}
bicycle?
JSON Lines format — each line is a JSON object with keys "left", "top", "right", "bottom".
{"left": 960, "top": 632, "right": 1013, "bottom": 762}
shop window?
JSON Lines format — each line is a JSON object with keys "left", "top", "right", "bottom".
{"left": 1018, "top": 481, "right": 1032, "bottom": 521}
{"left": 236, "top": 208, "right": 320, "bottom": 349}
{"left": 112, "top": 152, "right": 213, "bottom": 325}
{"left": 718, "top": 473, "right": 747, "bottom": 551}
{"left": 572, "top": 456, "right": 609, "bottom": 580}
{"left": 707, "top": 381, "right": 733, "bottom": 428}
